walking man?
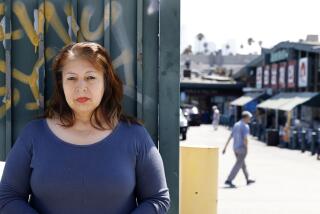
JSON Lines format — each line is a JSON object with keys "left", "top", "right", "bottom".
{"left": 222, "top": 111, "right": 255, "bottom": 188}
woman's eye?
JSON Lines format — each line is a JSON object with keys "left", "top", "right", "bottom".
{"left": 67, "top": 77, "right": 76, "bottom": 80}
{"left": 87, "top": 76, "right": 96, "bottom": 80}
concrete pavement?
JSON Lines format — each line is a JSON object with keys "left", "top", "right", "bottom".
{"left": 181, "top": 124, "right": 320, "bottom": 214}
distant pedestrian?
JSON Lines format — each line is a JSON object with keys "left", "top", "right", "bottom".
{"left": 212, "top": 106, "right": 220, "bottom": 130}
{"left": 222, "top": 111, "right": 255, "bottom": 188}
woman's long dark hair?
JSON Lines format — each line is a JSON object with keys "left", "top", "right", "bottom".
{"left": 44, "top": 42, "right": 141, "bottom": 129}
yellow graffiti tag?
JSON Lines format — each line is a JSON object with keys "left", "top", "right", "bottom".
{"left": 0, "top": 87, "right": 6, "bottom": 118}
{"left": 111, "top": 2, "right": 122, "bottom": 25}
{"left": 64, "top": 2, "right": 79, "bottom": 37}
{"left": 45, "top": 1, "right": 71, "bottom": 44}
{"left": 0, "top": 88, "right": 20, "bottom": 119}
{"left": 0, "top": 61, "right": 6, "bottom": 118}
{"left": 10, "top": 47, "right": 55, "bottom": 111}
{"left": 0, "top": 60, "right": 4, "bottom": 73}
{"left": 0, "top": 3, "right": 4, "bottom": 16}
{"left": 38, "top": 3, "right": 45, "bottom": 35}
{"left": 45, "top": 47, "right": 57, "bottom": 62}
{"left": 12, "top": 57, "right": 45, "bottom": 110}
{"left": 80, "top": 6, "right": 104, "bottom": 41}
{"left": 77, "top": 32, "right": 86, "bottom": 42}
{"left": 13, "top": 1, "right": 39, "bottom": 48}
{"left": 112, "top": 49, "right": 133, "bottom": 69}
{"left": 0, "top": 29, "right": 24, "bottom": 41}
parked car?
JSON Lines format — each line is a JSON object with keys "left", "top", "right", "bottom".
{"left": 180, "top": 108, "right": 188, "bottom": 140}
{"left": 181, "top": 104, "right": 201, "bottom": 126}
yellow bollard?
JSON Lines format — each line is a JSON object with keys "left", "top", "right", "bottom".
{"left": 180, "top": 146, "right": 219, "bottom": 214}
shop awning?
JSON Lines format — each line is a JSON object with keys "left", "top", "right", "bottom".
{"left": 257, "top": 93, "right": 295, "bottom": 110}
{"left": 257, "top": 92, "right": 319, "bottom": 111}
{"left": 278, "top": 92, "right": 319, "bottom": 111}
{"left": 230, "top": 92, "right": 264, "bottom": 106}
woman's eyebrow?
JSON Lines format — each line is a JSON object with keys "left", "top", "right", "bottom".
{"left": 85, "top": 70, "right": 97, "bottom": 74}
{"left": 65, "top": 71, "right": 97, "bottom": 75}
{"left": 65, "top": 72, "right": 77, "bottom": 75}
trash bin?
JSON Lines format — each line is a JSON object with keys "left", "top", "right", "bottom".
{"left": 317, "top": 128, "right": 320, "bottom": 158}
{"left": 266, "top": 129, "right": 279, "bottom": 146}
{"left": 251, "top": 121, "right": 257, "bottom": 137}
{"left": 300, "top": 130, "right": 306, "bottom": 153}
{"left": 310, "top": 131, "right": 317, "bottom": 156}
{"left": 291, "top": 129, "right": 298, "bottom": 150}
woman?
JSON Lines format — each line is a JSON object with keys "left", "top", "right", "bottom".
{"left": 0, "top": 42, "right": 170, "bottom": 213}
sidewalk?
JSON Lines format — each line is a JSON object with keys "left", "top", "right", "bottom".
{"left": 181, "top": 125, "right": 320, "bottom": 214}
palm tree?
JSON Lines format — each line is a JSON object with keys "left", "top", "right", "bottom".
{"left": 196, "top": 33, "right": 205, "bottom": 53}
{"left": 196, "top": 33, "right": 204, "bottom": 42}
{"left": 182, "top": 45, "right": 192, "bottom": 55}
{"left": 225, "top": 44, "right": 230, "bottom": 55}
{"left": 247, "top": 38, "right": 254, "bottom": 46}
{"left": 203, "top": 42, "right": 209, "bottom": 54}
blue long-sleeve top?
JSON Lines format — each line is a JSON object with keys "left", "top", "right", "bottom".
{"left": 0, "top": 119, "right": 170, "bottom": 214}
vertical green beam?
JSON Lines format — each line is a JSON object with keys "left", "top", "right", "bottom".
{"left": 159, "top": 0, "right": 180, "bottom": 213}
{"left": 136, "top": 0, "right": 143, "bottom": 120}
{"left": 103, "top": 0, "right": 111, "bottom": 51}
{"left": 0, "top": 0, "right": 5, "bottom": 160}
{"left": 70, "top": 0, "right": 78, "bottom": 42}
{"left": 317, "top": 55, "right": 320, "bottom": 91}
{"left": 38, "top": 0, "right": 45, "bottom": 113}
{"left": 4, "top": 0, "right": 11, "bottom": 158}
{"left": 306, "top": 51, "right": 309, "bottom": 92}
{"left": 142, "top": 0, "right": 159, "bottom": 142}
{"left": 298, "top": 51, "right": 301, "bottom": 92}
{"left": 312, "top": 54, "right": 319, "bottom": 91}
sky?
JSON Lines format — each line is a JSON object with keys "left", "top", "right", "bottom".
{"left": 181, "top": 0, "right": 320, "bottom": 54}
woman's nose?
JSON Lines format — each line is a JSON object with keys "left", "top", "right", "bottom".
{"left": 76, "top": 80, "right": 88, "bottom": 92}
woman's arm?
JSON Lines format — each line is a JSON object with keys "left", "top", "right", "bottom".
{"left": 0, "top": 126, "right": 39, "bottom": 213}
{"left": 131, "top": 128, "right": 170, "bottom": 214}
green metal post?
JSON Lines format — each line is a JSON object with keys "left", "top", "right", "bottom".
{"left": 4, "top": 0, "right": 12, "bottom": 159}
{"left": 141, "top": 0, "right": 159, "bottom": 142}
{"left": 159, "top": 0, "right": 180, "bottom": 213}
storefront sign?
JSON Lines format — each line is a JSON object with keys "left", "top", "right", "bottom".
{"left": 287, "top": 60, "right": 296, "bottom": 88}
{"left": 279, "top": 62, "right": 286, "bottom": 88}
{"left": 256, "top": 67, "right": 263, "bottom": 89}
{"left": 298, "top": 57, "right": 308, "bottom": 88}
{"left": 263, "top": 65, "right": 270, "bottom": 87}
{"left": 271, "top": 64, "right": 278, "bottom": 88}
{"left": 270, "top": 50, "right": 289, "bottom": 63}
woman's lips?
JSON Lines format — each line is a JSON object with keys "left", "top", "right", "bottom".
{"left": 76, "top": 97, "right": 90, "bottom": 103}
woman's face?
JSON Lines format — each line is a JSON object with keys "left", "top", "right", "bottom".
{"left": 62, "top": 58, "right": 105, "bottom": 116}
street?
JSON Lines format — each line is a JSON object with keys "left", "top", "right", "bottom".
{"left": 181, "top": 124, "right": 320, "bottom": 214}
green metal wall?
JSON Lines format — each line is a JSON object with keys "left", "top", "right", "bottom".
{"left": 0, "top": 0, "right": 179, "bottom": 213}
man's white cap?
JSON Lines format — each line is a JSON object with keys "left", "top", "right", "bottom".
{"left": 242, "top": 111, "right": 252, "bottom": 118}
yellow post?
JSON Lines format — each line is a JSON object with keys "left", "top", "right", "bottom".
{"left": 180, "top": 146, "right": 219, "bottom": 214}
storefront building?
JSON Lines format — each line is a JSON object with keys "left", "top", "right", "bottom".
{"left": 181, "top": 77, "right": 244, "bottom": 124}
{"left": 239, "top": 41, "right": 320, "bottom": 146}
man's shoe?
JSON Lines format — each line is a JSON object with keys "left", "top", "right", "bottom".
{"left": 247, "top": 179, "right": 255, "bottom": 185}
{"left": 225, "top": 180, "right": 236, "bottom": 188}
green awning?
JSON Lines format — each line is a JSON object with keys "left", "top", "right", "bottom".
{"left": 257, "top": 92, "right": 319, "bottom": 111}
{"left": 278, "top": 92, "right": 319, "bottom": 111}
{"left": 230, "top": 93, "right": 264, "bottom": 106}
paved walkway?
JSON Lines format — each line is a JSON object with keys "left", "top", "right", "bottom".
{"left": 181, "top": 125, "right": 320, "bottom": 214}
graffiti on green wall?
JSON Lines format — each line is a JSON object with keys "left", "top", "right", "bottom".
{"left": 0, "top": 0, "right": 135, "bottom": 119}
